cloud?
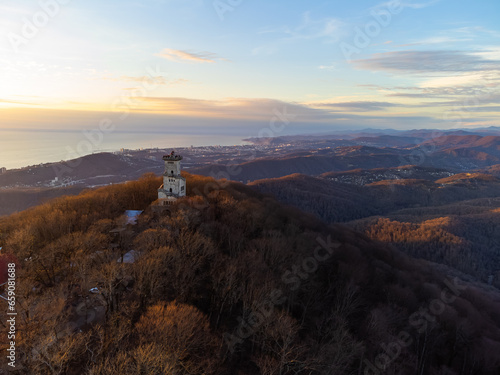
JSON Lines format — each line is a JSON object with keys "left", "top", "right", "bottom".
{"left": 372, "top": 0, "right": 441, "bottom": 11}
{"left": 258, "top": 12, "right": 344, "bottom": 43}
{"left": 353, "top": 50, "right": 500, "bottom": 73}
{"left": 252, "top": 45, "right": 277, "bottom": 56}
{"left": 101, "top": 75, "right": 188, "bottom": 86}
{"left": 426, "top": 93, "right": 500, "bottom": 108}
{"left": 156, "top": 49, "right": 227, "bottom": 63}
{"left": 252, "top": 13, "right": 344, "bottom": 56}
{"left": 420, "top": 74, "right": 485, "bottom": 88}
{"left": 318, "top": 64, "right": 336, "bottom": 70}
{"left": 389, "top": 84, "right": 498, "bottom": 96}
{"left": 121, "top": 96, "right": 497, "bottom": 130}
{"left": 133, "top": 97, "right": 331, "bottom": 121}
{"left": 289, "top": 12, "right": 343, "bottom": 42}
{"left": 402, "top": 0, "right": 441, "bottom": 9}
{"left": 384, "top": 85, "right": 500, "bottom": 107}
{"left": 0, "top": 98, "right": 41, "bottom": 106}
{"left": 395, "top": 36, "right": 472, "bottom": 48}
{"left": 311, "top": 101, "right": 402, "bottom": 111}
{"left": 3, "top": 98, "right": 490, "bottom": 133}
{"left": 458, "top": 105, "right": 500, "bottom": 112}
{"left": 128, "top": 97, "right": 449, "bottom": 129}
{"left": 393, "top": 27, "right": 500, "bottom": 48}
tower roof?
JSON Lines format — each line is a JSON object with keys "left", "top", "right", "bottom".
{"left": 163, "top": 150, "right": 183, "bottom": 161}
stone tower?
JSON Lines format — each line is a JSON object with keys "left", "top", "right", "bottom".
{"left": 158, "top": 151, "right": 186, "bottom": 205}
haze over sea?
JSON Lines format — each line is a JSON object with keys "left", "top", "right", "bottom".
{"left": 0, "top": 130, "right": 247, "bottom": 170}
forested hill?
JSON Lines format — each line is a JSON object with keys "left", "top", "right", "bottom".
{"left": 250, "top": 171, "right": 500, "bottom": 286}
{"left": 1, "top": 173, "right": 500, "bottom": 374}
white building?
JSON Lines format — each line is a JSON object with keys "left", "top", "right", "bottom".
{"left": 157, "top": 151, "right": 186, "bottom": 205}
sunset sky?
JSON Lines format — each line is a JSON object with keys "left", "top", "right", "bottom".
{"left": 0, "top": 0, "right": 499, "bottom": 134}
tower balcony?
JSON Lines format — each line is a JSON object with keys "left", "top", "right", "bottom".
{"left": 163, "top": 154, "right": 183, "bottom": 161}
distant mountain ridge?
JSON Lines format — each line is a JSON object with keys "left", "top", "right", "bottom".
{"left": 196, "top": 134, "right": 500, "bottom": 182}
{"left": 3, "top": 132, "right": 500, "bottom": 216}
{"left": 244, "top": 126, "right": 500, "bottom": 144}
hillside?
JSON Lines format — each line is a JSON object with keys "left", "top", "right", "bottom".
{"left": 0, "top": 153, "right": 163, "bottom": 189}
{"left": 0, "top": 186, "right": 85, "bottom": 216}
{"left": 1, "top": 173, "right": 499, "bottom": 374}
{"left": 190, "top": 148, "right": 405, "bottom": 183}
{"left": 251, "top": 169, "right": 500, "bottom": 223}
{"left": 348, "top": 198, "right": 500, "bottom": 285}
{"left": 435, "top": 172, "right": 500, "bottom": 185}
{"left": 418, "top": 135, "right": 500, "bottom": 167}
{"left": 420, "top": 135, "right": 500, "bottom": 152}
{"left": 321, "top": 165, "right": 453, "bottom": 186}
{"left": 250, "top": 170, "right": 500, "bottom": 285}
{"left": 0, "top": 153, "right": 165, "bottom": 217}
{"left": 352, "top": 135, "right": 423, "bottom": 147}
{"left": 481, "top": 164, "right": 500, "bottom": 177}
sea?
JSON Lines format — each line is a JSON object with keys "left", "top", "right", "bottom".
{"left": 0, "top": 130, "right": 249, "bottom": 170}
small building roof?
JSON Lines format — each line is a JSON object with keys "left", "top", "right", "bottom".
{"left": 117, "top": 250, "right": 140, "bottom": 264}
{"left": 125, "top": 210, "right": 143, "bottom": 225}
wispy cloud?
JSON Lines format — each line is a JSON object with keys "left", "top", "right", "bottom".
{"left": 289, "top": 12, "right": 344, "bottom": 42}
{"left": 0, "top": 98, "right": 41, "bottom": 106}
{"left": 156, "top": 48, "right": 227, "bottom": 63}
{"left": 372, "top": 0, "right": 441, "bottom": 11}
{"left": 318, "top": 64, "right": 336, "bottom": 70}
{"left": 399, "top": 0, "right": 441, "bottom": 9}
{"left": 3, "top": 97, "right": 489, "bottom": 132}
{"left": 458, "top": 105, "right": 500, "bottom": 112}
{"left": 101, "top": 75, "right": 187, "bottom": 85}
{"left": 252, "top": 13, "right": 344, "bottom": 56}
{"left": 353, "top": 50, "right": 500, "bottom": 73}
{"left": 395, "top": 36, "right": 473, "bottom": 47}
{"left": 258, "top": 12, "right": 344, "bottom": 43}
{"left": 393, "top": 26, "right": 500, "bottom": 48}
{"left": 311, "top": 101, "right": 402, "bottom": 112}
{"left": 419, "top": 74, "right": 485, "bottom": 88}
{"left": 381, "top": 84, "right": 499, "bottom": 103}
{"left": 117, "top": 96, "right": 452, "bottom": 130}
{"left": 133, "top": 97, "right": 327, "bottom": 120}
{"left": 425, "top": 93, "right": 500, "bottom": 107}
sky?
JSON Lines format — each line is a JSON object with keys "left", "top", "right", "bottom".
{"left": 0, "top": 0, "right": 499, "bottom": 136}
